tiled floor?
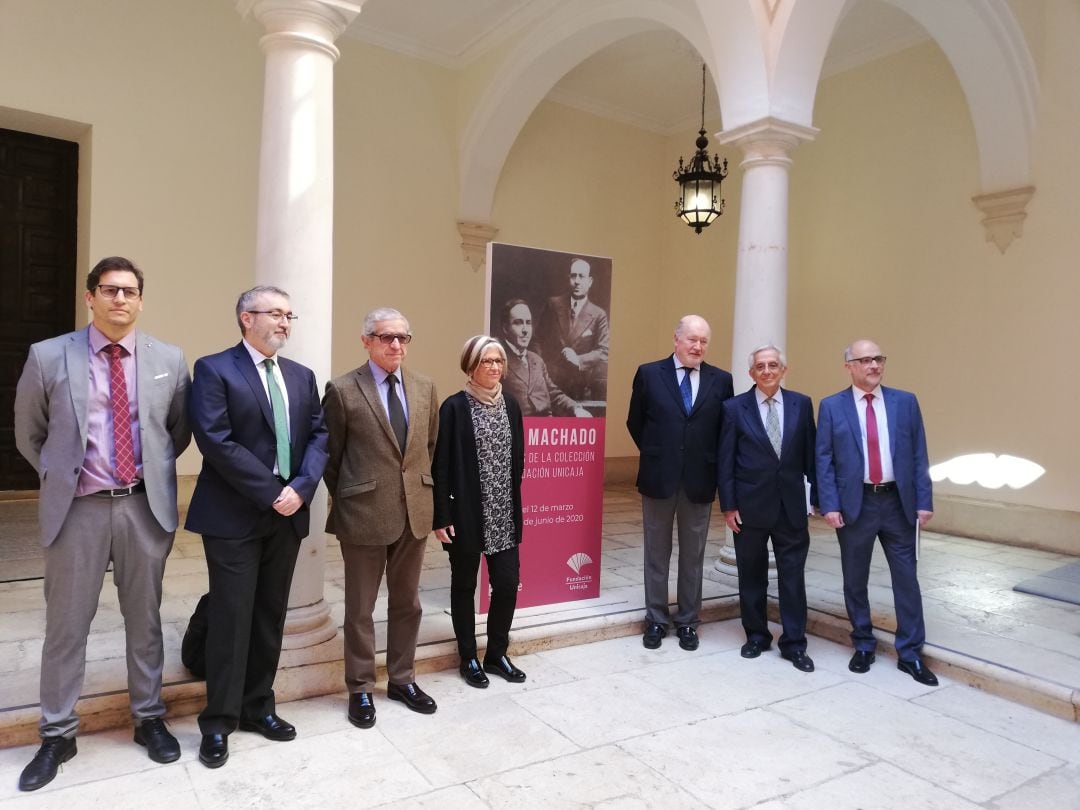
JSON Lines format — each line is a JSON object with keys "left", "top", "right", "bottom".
{"left": 0, "top": 625, "right": 1078, "bottom": 808}
{"left": 1, "top": 483, "right": 1078, "bottom": 806}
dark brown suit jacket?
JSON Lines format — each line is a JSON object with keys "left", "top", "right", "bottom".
{"left": 323, "top": 363, "right": 439, "bottom": 544}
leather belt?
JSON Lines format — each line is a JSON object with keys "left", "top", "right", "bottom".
{"left": 863, "top": 482, "right": 897, "bottom": 493}
{"left": 89, "top": 481, "right": 146, "bottom": 498}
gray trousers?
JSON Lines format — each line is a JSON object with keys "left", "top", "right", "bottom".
{"left": 39, "top": 492, "right": 173, "bottom": 738}
{"left": 641, "top": 490, "right": 712, "bottom": 627}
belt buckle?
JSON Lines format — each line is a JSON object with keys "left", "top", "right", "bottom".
{"left": 110, "top": 486, "right": 130, "bottom": 497}
{"left": 872, "top": 483, "right": 888, "bottom": 493}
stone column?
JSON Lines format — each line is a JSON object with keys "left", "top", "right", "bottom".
{"left": 239, "top": 0, "right": 364, "bottom": 647}
{"left": 709, "top": 117, "right": 817, "bottom": 581}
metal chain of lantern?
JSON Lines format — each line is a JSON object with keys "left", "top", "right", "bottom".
{"left": 673, "top": 64, "right": 728, "bottom": 234}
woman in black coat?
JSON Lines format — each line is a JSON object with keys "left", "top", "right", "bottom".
{"left": 433, "top": 335, "right": 526, "bottom": 688}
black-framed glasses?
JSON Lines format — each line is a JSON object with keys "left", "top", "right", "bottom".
{"left": 95, "top": 284, "right": 142, "bottom": 300}
{"left": 848, "top": 355, "right": 887, "bottom": 366}
{"left": 369, "top": 333, "right": 412, "bottom": 345}
{"left": 248, "top": 310, "right": 299, "bottom": 322}
{"left": 479, "top": 358, "right": 505, "bottom": 367}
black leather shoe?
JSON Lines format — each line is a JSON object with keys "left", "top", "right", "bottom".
{"left": 348, "top": 692, "right": 376, "bottom": 728}
{"left": 238, "top": 713, "right": 296, "bottom": 741}
{"left": 460, "top": 658, "right": 490, "bottom": 688}
{"left": 740, "top": 639, "right": 771, "bottom": 658}
{"left": 642, "top": 622, "right": 667, "bottom": 649}
{"left": 198, "top": 734, "right": 228, "bottom": 769}
{"left": 782, "top": 650, "right": 815, "bottom": 672}
{"left": 848, "top": 650, "right": 876, "bottom": 673}
{"left": 898, "top": 658, "right": 939, "bottom": 686}
{"left": 676, "top": 625, "right": 699, "bottom": 651}
{"left": 18, "top": 736, "right": 77, "bottom": 791}
{"left": 387, "top": 682, "right": 438, "bottom": 714}
{"left": 134, "top": 717, "right": 181, "bottom": 763}
{"left": 484, "top": 655, "right": 526, "bottom": 683}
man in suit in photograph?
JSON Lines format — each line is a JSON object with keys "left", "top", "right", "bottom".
{"left": 719, "top": 345, "right": 817, "bottom": 672}
{"left": 322, "top": 307, "right": 440, "bottom": 729}
{"left": 627, "top": 315, "right": 733, "bottom": 652}
{"left": 13, "top": 256, "right": 190, "bottom": 791}
{"left": 185, "top": 285, "right": 329, "bottom": 768}
{"left": 539, "top": 257, "right": 609, "bottom": 402}
{"left": 816, "top": 338, "right": 937, "bottom": 686}
{"left": 500, "top": 298, "right": 590, "bottom": 418}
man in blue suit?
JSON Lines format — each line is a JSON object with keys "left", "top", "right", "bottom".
{"left": 816, "top": 339, "right": 937, "bottom": 686}
{"left": 627, "top": 315, "right": 733, "bottom": 651}
{"left": 185, "top": 285, "right": 329, "bottom": 767}
{"left": 719, "top": 345, "right": 817, "bottom": 672}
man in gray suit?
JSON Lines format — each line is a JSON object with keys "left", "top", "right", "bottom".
{"left": 14, "top": 256, "right": 191, "bottom": 791}
{"left": 323, "top": 307, "right": 440, "bottom": 728}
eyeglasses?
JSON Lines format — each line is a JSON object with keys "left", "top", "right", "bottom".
{"left": 369, "top": 333, "right": 412, "bottom": 345}
{"left": 848, "top": 355, "right": 887, "bottom": 366}
{"left": 479, "top": 358, "right": 506, "bottom": 367}
{"left": 248, "top": 310, "right": 299, "bottom": 323}
{"left": 752, "top": 362, "right": 783, "bottom": 372}
{"left": 96, "top": 285, "right": 142, "bottom": 300}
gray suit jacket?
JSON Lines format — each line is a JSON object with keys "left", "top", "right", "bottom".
{"left": 322, "top": 363, "right": 438, "bottom": 545}
{"left": 14, "top": 326, "right": 192, "bottom": 545}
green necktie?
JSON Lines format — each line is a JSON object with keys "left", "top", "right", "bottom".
{"left": 263, "top": 358, "right": 291, "bottom": 479}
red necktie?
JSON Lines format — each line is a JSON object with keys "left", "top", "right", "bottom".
{"left": 109, "top": 343, "right": 137, "bottom": 484}
{"left": 864, "top": 393, "right": 882, "bottom": 485}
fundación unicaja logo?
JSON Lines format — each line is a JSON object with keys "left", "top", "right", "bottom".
{"left": 565, "top": 552, "right": 594, "bottom": 592}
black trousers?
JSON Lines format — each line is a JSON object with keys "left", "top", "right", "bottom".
{"left": 734, "top": 508, "right": 810, "bottom": 654}
{"left": 199, "top": 511, "right": 301, "bottom": 735}
{"left": 448, "top": 544, "right": 520, "bottom": 662}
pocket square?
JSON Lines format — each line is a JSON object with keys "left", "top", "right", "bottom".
{"left": 582, "top": 329, "right": 593, "bottom": 338}
{"left": 154, "top": 372, "right": 170, "bottom": 380}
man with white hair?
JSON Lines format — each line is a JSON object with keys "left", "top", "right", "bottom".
{"left": 627, "top": 315, "right": 733, "bottom": 651}
{"left": 719, "top": 345, "right": 817, "bottom": 672}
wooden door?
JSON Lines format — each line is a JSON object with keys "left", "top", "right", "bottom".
{"left": 0, "top": 128, "right": 78, "bottom": 491}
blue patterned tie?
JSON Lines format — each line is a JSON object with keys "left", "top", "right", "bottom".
{"left": 680, "top": 368, "right": 693, "bottom": 414}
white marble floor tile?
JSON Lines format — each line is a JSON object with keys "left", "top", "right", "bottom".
{"left": 376, "top": 694, "right": 579, "bottom": 788}
{"left": 185, "top": 727, "right": 433, "bottom": 808}
{"left": 635, "top": 647, "right": 844, "bottom": 717}
{"left": 619, "top": 709, "right": 871, "bottom": 809}
{"left": 1, "top": 762, "right": 201, "bottom": 809}
{"left": 771, "top": 681, "right": 1064, "bottom": 803}
{"left": 468, "top": 743, "right": 703, "bottom": 809}
{"left": 532, "top": 632, "right": 706, "bottom": 680}
{"left": 913, "top": 684, "right": 1080, "bottom": 764}
{"left": 373, "top": 783, "right": 489, "bottom": 809}
{"left": 990, "top": 763, "right": 1080, "bottom": 809}
{"left": 752, "top": 761, "right": 982, "bottom": 810}
{"left": 510, "top": 670, "right": 711, "bottom": 748}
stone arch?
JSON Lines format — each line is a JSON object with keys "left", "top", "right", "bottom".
{"left": 768, "top": 0, "right": 1037, "bottom": 192}
{"left": 457, "top": 0, "right": 765, "bottom": 223}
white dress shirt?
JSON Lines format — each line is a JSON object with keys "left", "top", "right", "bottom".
{"left": 852, "top": 385, "right": 894, "bottom": 483}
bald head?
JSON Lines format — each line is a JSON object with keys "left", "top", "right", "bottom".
{"left": 673, "top": 315, "right": 711, "bottom": 368}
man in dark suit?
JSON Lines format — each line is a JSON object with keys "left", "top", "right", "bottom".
{"left": 719, "top": 345, "right": 817, "bottom": 672}
{"left": 627, "top": 315, "right": 733, "bottom": 651}
{"left": 13, "top": 256, "right": 190, "bottom": 790}
{"left": 322, "top": 307, "right": 440, "bottom": 729}
{"left": 500, "top": 299, "right": 589, "bottom": 418}
{"left": 539, "top": 257, "right": 609, "bottom": 402}
{"left": 185, "top": 285, "right": 329, "bottom": 767}
{"left": 816, "top": 338, "right": 937, "bottom": 686}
